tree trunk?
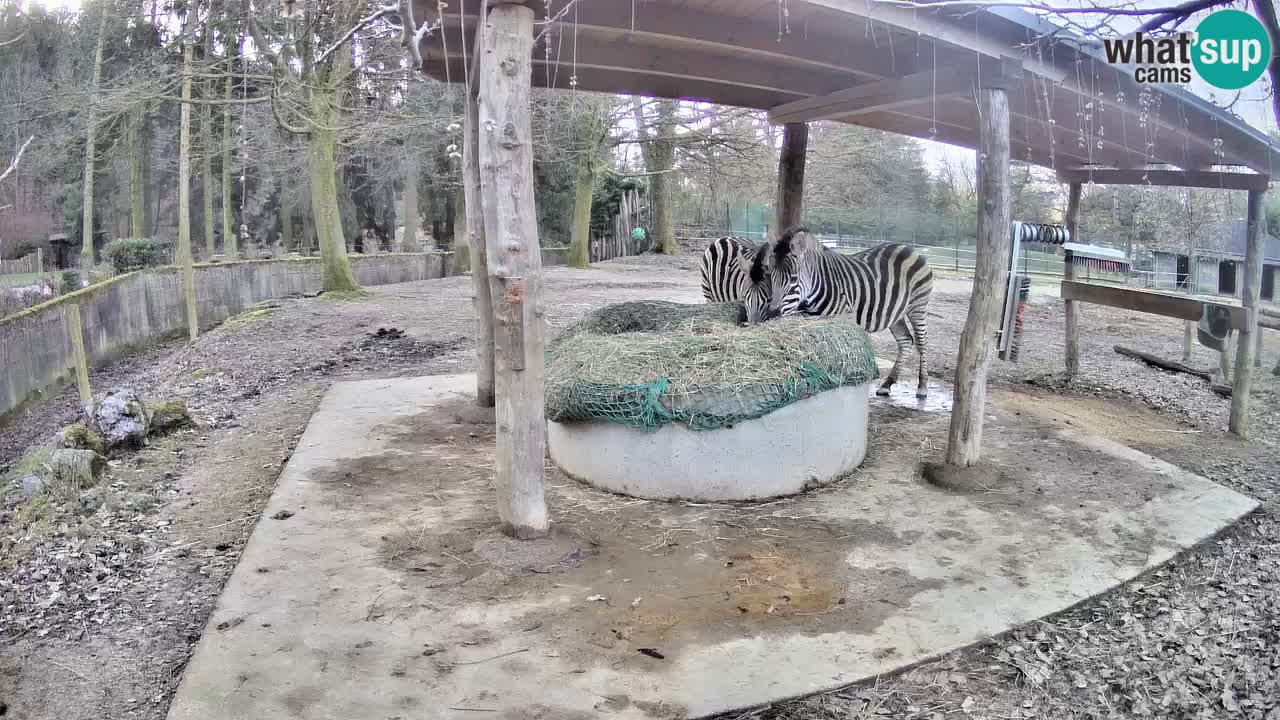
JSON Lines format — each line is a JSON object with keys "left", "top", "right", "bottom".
{"left": 478, "top": 3, "right": 547, "bottom": 537}
{"left": 402, "top": 153, "right": 419, "bottom": 251}
{"left": 80, "top": 9, "right": 109, "bottom": 274}
{"left": 1229, "top": 188, "right": 1266, "bottom": 438}
{"left": 463, "top": 33, "right": 494, "bottom": 406}
{"left": 280, "top": 191, "right": 294, "bottom": 251}
{"left": 775, "top": 122, "right": 808, "bottom": 232}
{"left": 568, "top": 149, "right": 594, "bottom": 268}
{"left": 633, "top": 98, "right": 679, "bottom": 254}
{"left": 222, "top": 73, "right": 236, "bottom": 259}
{"left": 127, "top": 109, "right": 146, "bottom": 238}
{"left": 178, "top": 22, "right": 199, "bottom": 341}
{"left": 946, "top": 87, "right": 1012, "bottom": 467}
{"left": 307, "top": 78, "right": 360, "bottom": 292}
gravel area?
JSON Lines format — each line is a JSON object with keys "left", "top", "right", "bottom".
{"left": 2, "top": 253, "right": 1278, "bottom": 720}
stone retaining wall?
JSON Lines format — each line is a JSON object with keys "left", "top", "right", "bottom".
{"left": 0, "top": 253, "right": 449, "bottom": 420}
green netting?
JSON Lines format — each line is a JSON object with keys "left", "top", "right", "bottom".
{"left": 545, "top": 301, "right": 879, "bottom": 432}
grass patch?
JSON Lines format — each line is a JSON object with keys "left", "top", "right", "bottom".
{"left": 9, "top": 446, "right": 54, "bottom": 479}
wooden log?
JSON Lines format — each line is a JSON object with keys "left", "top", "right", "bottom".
{"left": 1229, "top": 188, "right": 1265, "bottom": 438}
{"left": 477, "top": 2, "right": 548, "bottom": 538}
{"left": 775, "top": 123, "right": 809, "bottom": 233}
{"left": 1063, "top": 182, "right": 1082, "bottom": 376}
{"left": 946, "top": 86, "right": 1012, "bottom": 467}
{"left": 463, "top": 23, "right": 496, "bottom": 408}
{"left": 1114, "top": 345, "right": 1213, "bottom": 381}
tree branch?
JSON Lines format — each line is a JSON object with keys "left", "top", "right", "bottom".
{"left": 1136, "top": 0, "right": 1234, "bottom": 32}
{"left": 0, "top": 135, "right": 34, "bottom": 184}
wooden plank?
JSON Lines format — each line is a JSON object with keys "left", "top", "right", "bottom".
{"left": 1060, "top": 280, "right": 1250, "bottom": 327}
{"left": 65, "top": 303, "right": 93, "bottom": 413}
{"left": 1229, "top": 189, "right": 1266, "bottom": 438}
{"left": 1056, "top": 168, "right": 1270, "bottom": 191}
{"left": 477, "top": 3, "right": 548, "bottom": 539}
{"left": 1063, "top": 183, "right": 1082, "bottom": 377}
{"left": 769, "top": 66, "right": 974, "bottom": 124}
{"left": 463, "top": 21, "right": 495, "bottom": 408}
{"left": 775, "top": 123, "right": 808, "bottom": 231}
{"left": 945, "top": 86, "right": 1011, "bottom": 468}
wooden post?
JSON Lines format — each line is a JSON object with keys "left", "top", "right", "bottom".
{"left": 775, "top": 122, "right": 809, "bottom": 233}
{"left": 65, "top": 303, "right": 92, "bottom": 413}
{"left": 463, "top": 22, "right": 496, "bottom": 408}
{"left": 945, "top": 76, "right": 1015, "bottom": 467}
{"left": 478, "top": 2, "right": 548, "bottom": 538}
{"left": 1182, "top": 321, "right": 1194, "bottom": 363}
{"left": 1229, "top": 188, "right": 1265, "bottom": 438}
{"left": 1063, "top": 182, "right": 1082, "bottom": 376}
{"left": 1254, "top": 329, "right": 1262, "bottom": 368}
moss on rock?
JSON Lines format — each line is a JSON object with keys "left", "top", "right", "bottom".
{"left": 149, "top": 400, "right": 194, "bottom": 434}
{"left": 57, "top": 422, "right": 106, "bottom": 455}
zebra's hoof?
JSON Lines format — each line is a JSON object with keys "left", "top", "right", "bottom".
{"left": 875, "top": 387, "right": 891, "bottom": 396}
{"left": 915, "top": 388, "right": 929, "bottom": 399}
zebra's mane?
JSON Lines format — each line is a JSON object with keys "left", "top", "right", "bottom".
{"left": 771, "top": 225, "right": 811, "bottom": 264}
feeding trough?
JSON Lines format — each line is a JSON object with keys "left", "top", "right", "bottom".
{"left": 544, "top": 301, "right": 879, "bottom": 501}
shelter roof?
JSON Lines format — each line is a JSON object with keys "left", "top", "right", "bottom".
{"left": 417, "top": 0, "right": 1280, "bottom": 177}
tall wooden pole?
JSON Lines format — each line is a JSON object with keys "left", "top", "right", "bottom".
{"left": 478, "top": 2, "right": 548, "bottom": 538}
{"left": 945, "top": 81, "right": 1014, "bottom": 467}
{"left": 1063, "top": 182, "right": 1082, "bottom": 376}
{"left": 463, "top": 23, "right": 495, "bottom": 408}
{"left": 775, "top": 122, "right": 809, "bottom": 233}
{"left": 1229, "top": 188, "right": 1265, "bottom": 438}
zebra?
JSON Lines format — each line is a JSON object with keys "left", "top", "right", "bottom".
{"left": 743, "top": 226, "right": 934, "bottom": 398}
{"left": 699, "top": 236, "right": 800, "bottom": 322}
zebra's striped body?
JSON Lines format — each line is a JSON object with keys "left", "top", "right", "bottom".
{"left": 699, "top": 236, "right": 800, "bottom": 318}
{"left": 745, "top": 227, "right": 934, "bottom": 398}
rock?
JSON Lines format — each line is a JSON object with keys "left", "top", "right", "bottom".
{"left": 55, "top": 422, "right": 106, "bottom": 455}
{"left": 90, "top": 389, "right": 149, "bottom": 452}
{"left": 149, "top": 400, "right": 194, "bottom": 435}
{"left": 20, "top": 475, "right": 43, "bottom": 498}
{"left": 45, "top": 449, "right": 107, "bottom": 497}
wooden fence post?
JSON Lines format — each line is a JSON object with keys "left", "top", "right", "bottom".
{"left": 464, "top": 20, "right": 496, "bottom": 408}
{"left": 1229, "top": 188, "right": 1265, "bottom": 438}
{"left": 945, "top": 67, "right": 1016, "bottom": 467}
{"left": 65, "top": 303, "right": 93, "bottom": 413}
{"left": 1063, "top": 182, "right": 1082, "bottom": 376}
{"left": 775, "top": 122, "right": 809, "bottom": 232}
{"left": 478, "top": 2, "right": 548, "bottom": 538}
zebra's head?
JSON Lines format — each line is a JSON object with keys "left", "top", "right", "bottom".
{"left": 739, "top": 225, "right": 810, "bottom": 324}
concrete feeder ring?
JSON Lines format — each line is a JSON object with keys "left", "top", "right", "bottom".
{"left": 548, "top": 383, "right": 870, "bottom": 501}
{"left": 544, "top": 302, "right": 879, "bottom": 502}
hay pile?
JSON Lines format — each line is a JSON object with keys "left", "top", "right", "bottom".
{"left": 546, "top": 301, "right": 878, "bottom": 431}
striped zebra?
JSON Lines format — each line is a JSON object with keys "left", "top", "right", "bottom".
{"left": 743, "top": 226, "right": 934, "bottom": 398}
{"left": 699, "top": 236, "right": 800, "bottom": 320}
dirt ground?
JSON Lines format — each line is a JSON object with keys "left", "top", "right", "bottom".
{"left": 1, "top": 253, "right": 1278, "bottom": 720}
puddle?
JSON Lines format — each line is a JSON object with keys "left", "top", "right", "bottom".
{"left": 870, "top": 381, "right": 954, "bottom": 413}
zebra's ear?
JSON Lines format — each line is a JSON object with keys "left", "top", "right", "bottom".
{"left": 773, "top": 224, "right": 812, "bottom": 260}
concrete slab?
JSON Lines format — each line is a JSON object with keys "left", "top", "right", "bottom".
{"left": 167, "top": 374, "right": 1258, "bottom": 720}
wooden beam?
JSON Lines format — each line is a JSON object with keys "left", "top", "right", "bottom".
{"left": 1060, "top": 280, "right": 1249, "bottom": 327}
{"left": 1229, "top": 188, "right": 1266, "bottom": 438}
{"left": 478, "top": 3, "right": 548, "bottom": 539}
{"left": 1063, "top": 183, "right": 1082, "bottom": 377}
{"left": 775, "top": 123, "right": 808, "bottom": 233}
{"left": 946, "top": 84, "right": 1012, "bottom": 467}
{"left": 769, "top": 66, "right": 972, "bottom": 124}
{"left": 1056, "top": 168, "right": 1271, "bottom": 192}
{"left": 463, "top": 19, "right": 494, "bottom": 408}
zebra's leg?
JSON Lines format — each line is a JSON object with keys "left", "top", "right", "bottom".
{"left": 879, "top": 320, "right": 912, "bottom": 396}
{"left": 908, "top": 307, "right": 929, "bottom": 398}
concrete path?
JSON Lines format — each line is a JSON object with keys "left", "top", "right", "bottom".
{"left": 167, "top": 374, "right": 1257, "bottom": 720}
